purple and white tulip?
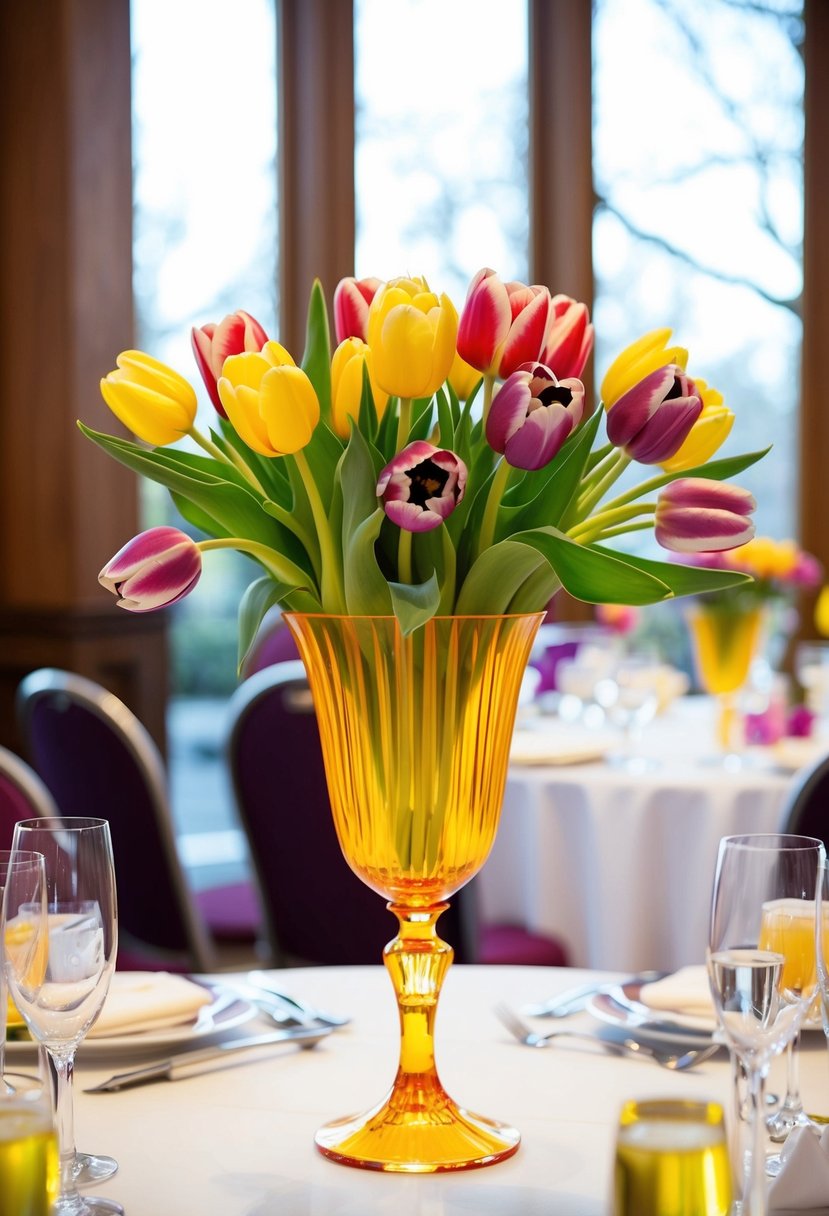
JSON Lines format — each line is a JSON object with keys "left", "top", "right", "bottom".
{"left": 486, "top": 363, "right": 586, "bottom": 471}
{"left": 98, "top": 526, "right": 202, "bottom": 612}
{"left": 654, "top": 478, "right": 756, "bottom": 553}
{"left": 376, "top": 440, "right": 467, "bottom": 532}
{"left": 606, "top": 364, "right": 702, "bottom": 464}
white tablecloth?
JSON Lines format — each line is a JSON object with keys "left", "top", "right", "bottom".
{"left": 477, "top": 698, "right": 827, "bottom": 973}
{"left": 60, "top": 964, "right": 829, "bottom": 1215}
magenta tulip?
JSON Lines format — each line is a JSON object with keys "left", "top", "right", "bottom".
{"left": 654, "top": 479, "right": 756, "bottom": 552}
{"left": 333, "top": 276, "right": 382, "bottom": 344}
{"left": 541, "top": 295, "right": 594, "bottom": 381}
{"left": 457, "top": 268, "right": 552, "bottom": 379}
{"left": 98, "top": 526, "right": 202, "bottom": 611}
{"left": 376, "top": 440, "right": 468, "bottom": 532}
{"left": 191, "top": 310, "right": 269, "bottom": 416}
{"left": 606, "top": 364, "right": 702, "bottom": 464}
{"left": 486, "top": 363, "right": 586, "bottom": 471}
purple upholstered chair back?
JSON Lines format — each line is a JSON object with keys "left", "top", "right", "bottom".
{"left": 779, "top": 748, "right": 829, "bottom": 848}
{"left": 0, "top": 744, "right": 60, "bottom": 848}
{"left": 15, "top": 669, "right": 216, "bottom": 972}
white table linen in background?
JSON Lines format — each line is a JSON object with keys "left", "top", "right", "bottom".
{"left": 477, "top": 697, "right": 827, "bottom": 973}
{"left": 66, "top": 965, "right": 829, "bottom": 1215}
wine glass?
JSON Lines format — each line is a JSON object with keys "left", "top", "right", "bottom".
{"left": 8, "top": 818, "right": 121, "bottom": 1216}
{"left": 758, "top": 895, "right": 823, "bottom": 1162}
{"left": 707, "top": 833, "right": 824, "bottom": 1216}
{"left": 597, "top": 657, "right": 661, "bottom": 772}
{"left": 0, "top": 850, "right": 47, "bottom": 1097}
{"left": 687, "top": 604, "right": 766, "bottom": 765}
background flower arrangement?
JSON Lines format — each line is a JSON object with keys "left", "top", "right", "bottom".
{"left": 81, "top": 268, "right": 766, "bottom": 665}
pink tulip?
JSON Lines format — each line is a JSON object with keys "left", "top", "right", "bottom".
{"left": 606, "top": 364, "right": 702, "bottom": 464}
{"left": 541, "top": 295, "right": 595, "bottom": 381}
{"left": 457, "top": 268, "right": 552, "bottom": 379}
{"left": 333, "top": 276, "right": 382, "bottom": 344}
{"left": 486, "top": 363, "right": 586, "bottom": 471}
{"left": 191, "top": 310, "right": 269, "bottom": 416}
{"left": 376, "top": 440, "right": 467, "bottom": 532}
{"left": 655, "top": 479, "right": 756, "bottom": 552}
{"left": 98, "top": 526, "right": 202, "bottom": 612}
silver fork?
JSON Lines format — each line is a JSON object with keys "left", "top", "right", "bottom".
{"left": 494, "top": 1003, "right": 721, "bottom": 1072}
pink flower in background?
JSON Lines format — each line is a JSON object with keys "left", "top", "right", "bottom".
{"left": 595, "top": 603, "right": 639, "bottom": 634}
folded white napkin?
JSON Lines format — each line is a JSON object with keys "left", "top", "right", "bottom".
{"left": 88, "top": 971, "right": 214, "bottom": 1038}
{"left": 768, "top": 1126, "right": 829, "bottom": 1212}
{"left": 638, "top": 965, "right": 717, "bottom": 1030}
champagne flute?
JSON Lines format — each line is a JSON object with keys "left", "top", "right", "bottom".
{"left": 8, "top": 818, "right": 121, "bottom": 1216}
{"left": 613, "top": 1098, "right": 732, "bottom": 1216}
{"left": 758, "top": 897, "right": 822, "bottom": 1157}
{"left": 707, "top": 833, "right": 824, "bottom": 1216}
{"left": 0, "top": 850, "right": 47, "bottom": 1096}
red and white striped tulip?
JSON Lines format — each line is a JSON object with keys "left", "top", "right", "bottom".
{"left": 191, "top": 310, "right": 269, "bottom": 417}
{"left": 540, "top": 294, "right": 594, "bottom": 381}
{"left": 654, "top": 479, "right": 756, "bottom": 553}
{"left": 333, "top": 276, "right": 382, "bottom": 344}
{"left": 98, "top": 526, "right": 202, "bottom": 612}
{"left": 376, "top": 440, "right": 467, "bottom": 532}
{"left": 486, "top": 363, "right": 586, "bottom": 471}
{"left": 606, "top": 364, "right": 702, "bottom": 464}
{"left": 457, "top": 268, "right": 552, "bottom": 379}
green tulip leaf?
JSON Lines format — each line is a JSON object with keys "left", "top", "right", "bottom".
{"left": 389, "top": 570, "right": 442, "bottom": 635}
{"left": 356, "top": 360, "right": 378, "bottom": 442}
{"left": 237, "top": 576, "right": 285, "bottom": 673}
{"left": 588, "top": 544, "right": 755, "bottom": 597}
{"left": 498, "top": 409, "right": 604, "bottom": 534}
{"left": 301, "top": 279, "right": 332, "bottom": 426}
{"left": 455, "top": 540, "right": 547, "bottom": 614}
{"left": 214, "top": 419, "right": 291, "bottom": 503}
{"left": 436, "top": 386, "right": 454, "bottom": 450}
{"left": 344, "top": 508, "right": 392, "bottom": 615}
{"left": 511, "top": 528, "right": 673, "bottom": 604}
{"left": 170, "top": 492, "right": 232, "bottom": 539}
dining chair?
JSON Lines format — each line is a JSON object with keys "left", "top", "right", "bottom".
{"left": 778, "top": 748, "right": 829, "bottom": 846}
{"left": 225, "top": 661, "right": 570, "bottom": 968}
{"left": 15, "top": 667, "right": 263, "bottom": 973}
{"left": 0, "top": 742, "right": 60, "bottom": 847}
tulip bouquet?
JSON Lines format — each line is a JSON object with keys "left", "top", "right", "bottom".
{"left": 81, "top": 269, "right": 766, "bottom": 667}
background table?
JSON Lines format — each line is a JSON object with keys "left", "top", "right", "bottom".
{"left": 65, "top": 964, "right": 829, "bottom": 1215}
{"left": 477, "top": 698, "right": 827, "bottom": 973}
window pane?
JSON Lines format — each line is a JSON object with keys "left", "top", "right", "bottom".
{"left": 354, "top": 0, "right": 529, "bottom": 307}
{"left": 593, "top": 0, "right": 804, "bottom": 543}
{"left": 131, "top": 0, "right": 279, "bottom": 695}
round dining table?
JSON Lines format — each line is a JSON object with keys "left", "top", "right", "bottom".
{"left": 62, "top": 963, "right": 828, "bottom": 1215}
{"left": 476, "top": 696, "right": 828, "bottom": 974}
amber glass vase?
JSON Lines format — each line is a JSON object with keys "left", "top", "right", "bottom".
{"left": 284, "top": 611, "right": 543, "bottom": 1172}
{"left": 687, "top": 604, "right": 766, "bottom": 753}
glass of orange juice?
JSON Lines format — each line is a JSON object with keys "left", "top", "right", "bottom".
{"left": 687, "top": 603, "right": 766, "bottom": 760}
{"left": 758, "top": 897, "right": 824, "bottom": 1151}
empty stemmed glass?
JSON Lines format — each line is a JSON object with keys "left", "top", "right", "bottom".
{"left": 707, "top": 833, "right": 824, "bottom": 1216}
{"left": 8, "top": 818, "right": 120, "bottom": 1216}
{"left": 0, "top": 850, "right": 48, "bottom": 1096}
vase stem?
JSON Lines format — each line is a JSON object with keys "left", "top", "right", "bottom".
{"left": 385, "top": 904, "right": 452, "bottom": 1090}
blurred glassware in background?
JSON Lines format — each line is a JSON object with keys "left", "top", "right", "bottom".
{"left": 795, "top": 642, "right": 829, "bottom": 720}
{"left": 596, "top": 657, "right": 663, "bottom": 772}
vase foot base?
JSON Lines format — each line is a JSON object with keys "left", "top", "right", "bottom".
{"left": 315, "top": 1093, "right": 520, "bottom": 1173}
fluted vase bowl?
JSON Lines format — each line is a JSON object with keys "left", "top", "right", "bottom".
{"left": 284, "top": 611, "right": 543, "bottom": 1173}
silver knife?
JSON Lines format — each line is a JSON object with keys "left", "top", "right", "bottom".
{"left": 83, "top": 1025, "right": 332, "bottom": 1092}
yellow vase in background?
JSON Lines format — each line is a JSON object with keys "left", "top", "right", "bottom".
{"left": 284, "top": 611, "right": 543, "bottom": 1172}
{"left": 687, "top": 605, "right": 765, "bottom": 751}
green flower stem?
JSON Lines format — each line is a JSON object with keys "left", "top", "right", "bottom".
{"left": 439, "top": 525, "right": 457, "bottom": 612}
{"left": 293, "top": 448, "right": 346, "bottom": 613}
{"left": 396, "top": 397, "right": 412, "bottom": 451}
{"left": 398, "top": 528, "right": 413, "bottom": 584}
{"left": 569, "top": 503, "right": 655, "bottom": 545}
{"left": 584, "top": 520, "right": 655, "bottom": 542}
{"left": 584, "top": 439, "right": 614, "bottom": 474}
{"left": 263, "top": 500, "right": 319, "bottom": 576}
{"left": 476, "top": 456, "right": 511, "bottom": 558}
{"left": 481, "top": 374, "right": 496, "bottom": 427}
{"left": 574, "top": 449, "right": 630, "bottom": 521}
{"left": 597, "top": 468, "right": 678, "bottom": 513}
{"left": 198, "top": 537, "right": 314, "bottom": 591}
{"left": 579, "top": 445, "right": 619, "bottom": 492}
{"left": 186, "top": 426, "right": 266, "bottom": 496}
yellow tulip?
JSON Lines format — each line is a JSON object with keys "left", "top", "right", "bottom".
{"left": 219, "top": 349, "right": 319, "bottom": 456}
{"left": 448, "top": 349, "right": 482, "bottom": 402}
{"left": 100, "top": 350, "right": 197, "bottom": 446}
{"left": 600, "top": 329, "right": 688, "bottom": 408}
{"left": 367, "top": 276, "right": 458, "bottom": 399}
{"left": 661, "top": 380, "right": 734, "bottom": 473}
{"left": 330, "top": 338, "right": 389, "bottom": 438}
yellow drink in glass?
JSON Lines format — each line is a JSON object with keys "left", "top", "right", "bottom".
{"left": 686, "top": 605, "right": 765, "bottom": 751}
{"left": 0, "top": 1098, "right": 58, "bottom": 1216}
{"left": 614, "top": 1099, "right": 732, "bottom": 1216}
{"left": 759, "top": 898, "right": 820, "bottom": 996}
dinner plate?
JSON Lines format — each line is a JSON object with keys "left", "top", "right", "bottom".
{"left": 510, "top": 729, "right": 612, "bottom": 767}
{"left": 588, "top": 978, "right": 823, "bottom": 1048}
{"left": 6, "top": 983, "right": 259, "bottom": 1059}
